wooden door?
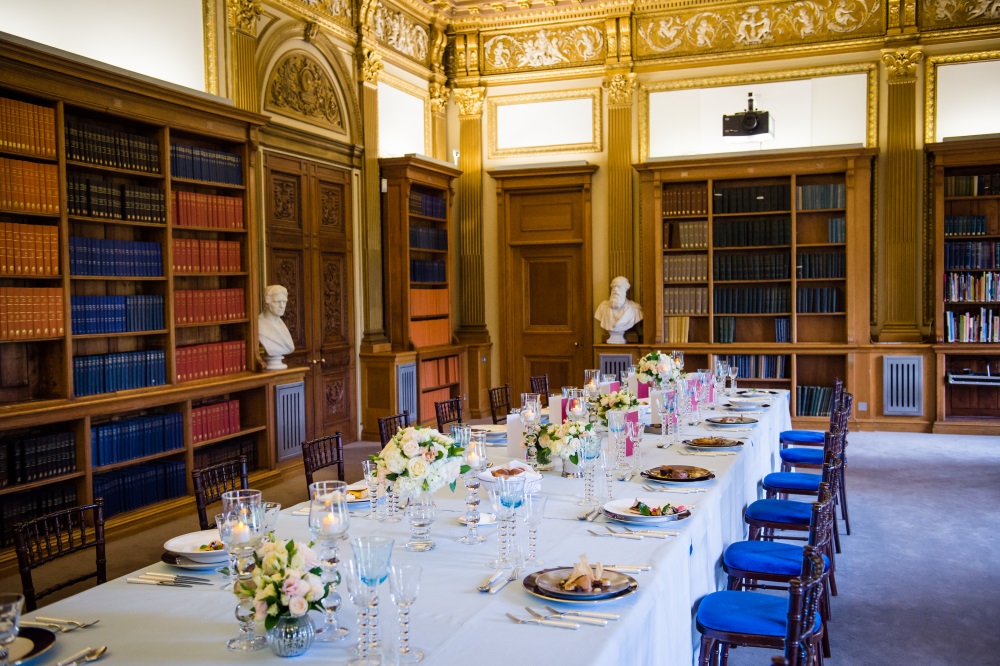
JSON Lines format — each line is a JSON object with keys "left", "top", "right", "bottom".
{"left": 264, "top": 153, "right": 355, "bottom": 441}
{"left": 492, "top": 165, "right": 597, "bottom": 396}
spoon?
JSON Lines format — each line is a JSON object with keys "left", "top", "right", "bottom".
{"left": 81, "top": 646, "right": 108, "bottom": 664}
{"left": 56, "top": 646, "right": 107, "bottom": 666}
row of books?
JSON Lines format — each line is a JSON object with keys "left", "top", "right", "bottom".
{"left": 172, "top": 238, "right": 242, "bottom": 274}
{"left": 409, "top": 225, "right": 448, "bottom": 250}
{"left": 170, "top": 143, "right": 242, "bottom": 185}
{"left": 0, "top": 287, "right": 63, "bottom": 339}
{"left": 418, "top": 387, "right": 453, "bottom": 425}
{"left": 796, "top": 183, "right": 846, "bottom": 210}
{"left": 175, "top": 288, "right": 246, "bottom": 324}
{"left": 410, "top": 287, "right": 449, "bottom": 319}
{"left": 797, "top": 385, "right": 835, "bottom": 417}
{"left": 715, "top": 316, "right": 737, "bottom": 343}
{"left": 194, "top": 435, "right": 258, "bottom": 472}
{"left": 944, "top": 308, "right": 1000, "bottom": 343}
{"left": 94, "top": 460, "right": 186, "bottom": 519}
{"left": 411, "top": 259, "right": 446, "bottom": 283}
{"left": 714, "top": 286, "right": 790, "bottom": 314}
{"left": 1, "top": 221, "right": 58, "bottom": 276}
{"left": 664, "top": 254, "right": 709, "bottom": 282}
{"left": 943, "top": 241, "right": 1000, "bottom": 270}
{"left": 713, "top": 217, "right": 792, "bottom": 247}
{"left": 663, "top": 287, "right": 709, "bottom": 315}
{"left": 71, "top": 295, "right": 165, "bottom": 334}
{"left": 713, "top": 252, "right": 789, "bottom": 281}
{"left": 798, "top": 252, "right": 846, "bottom": 279}
{"left": 409, "top": 191, "right": 446, "bottom": 219}
{"left": 66, "top": 172, "right": 165, "bottom": 222}
{"left": 171, "top": 191, "right": 244, "bottom": 229}
{"left": 797, "top": 287, "right": 842, "bottom": 313}
{"left": 721, "top": 354, "right": 790, "bottom": 379}
{"left": 0, "top": 96, "right": 56, "bottom": 157}
{"left": 175, "top": 340, "right": 247, "bottom": 383}
{"left": 662, "top": 184, "right": 709, "bottom": 217}
{"left": 0, "top": 156, "right": 59, "bottom": 213}
{"left": 65, "top": 116, "right": 160, "bottom": 173}
{"left": 91, "top": 412, "right": 183, "bottom": 467}
{"left": 73, "top": 349, "right": 167, "bottom": 397}
{"left": 944, "top": 215, "right": 989, "bottom": 236}
{"left": 0, "top": 483, "right": 77, "bottom": 547}
{"left": 713, "top": 184, "right": 791, "bottom": 214}
{"left": 944, "top": 173, "right": 1000, "bottom": 197}
{"left": 0, "top": 431, "right": 75, "bottom": 488}
{"left": 192, "top": 399, "right": 242, "bottom": 443}
{"left": 420, "top": 354, "right": 460, "bottom": 388}
{"left": 944, "top": 272, "right": 1000, "bottom": 303}
{"left": 664, "top": 315, "right": 690, "bottom": 343}
{"left": 410, "top": 318, "right": 451, "bottom": 348}
{"left": 775, "top": 316, "right": 791, "bottom": 342}
{"left": 69, "top": 237, "right": 163, "bottom": 277}
{"left": 672, "top": 220, "right": 709, "bottom": 249}
{"left": 827, "top": 217, "right": 847, "bottom": 244}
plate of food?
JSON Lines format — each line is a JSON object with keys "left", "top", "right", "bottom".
{"left": 7, "top": 627, "right": 56, "bottom": 666}
{"left": 683, "top": 436, "right": 743, "bottom": 449}
{"left": 602, "top": 498, "right": 692, "bottom": 524}
{"left": 523, "top": 557, "right": 638, "bottom": 603}
{"left": 723, "top": 401, "right": 769, "bottom": 412}
{"left": 161, "top": 551, "right": 223, "bottom": 570}
{"left": 163, "top": 529, "right": 228, "bottom": 563}
{"left": 641, "top": 465, "right": 715, "bottom": 483}
{"left": 344, "top": 482, "right": 370, "bottom": 504}
{"left": 705, "top": 416, "right": 758, "bottom": 428}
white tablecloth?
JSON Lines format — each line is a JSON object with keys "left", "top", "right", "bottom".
{"left": 22, "top": 393, "right": 791, "bottom": 666}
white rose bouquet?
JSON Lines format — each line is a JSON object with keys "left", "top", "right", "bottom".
{"left": 373, "top": 426, "right": 468, "bottom": 498}
{"left": 532, "top": 419, "right": 592, "bottom": 466}
{"left": 233, "top": 538, "right": 329, "bottom": 630}
{"left": 593, "top": 389, "right": 640, "bottom": 426}
{"left": 636, "top": 350, "right": 681, "bottom": 387}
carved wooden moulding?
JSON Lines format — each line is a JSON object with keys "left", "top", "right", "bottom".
{"left": 266, "top": 52, "right": 346, "bottom": 132}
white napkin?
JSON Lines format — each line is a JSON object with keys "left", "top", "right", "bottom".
{"left": 627, "top": 374, "right": 638, "bottom": 395}
{"left": 548, "top": 396, "right": 563, "bottom": 426}
{"left": 649, "top": 389, "right": 664, "bottom": 426}
{"left": 506, "top": 413, "right": 524, "bottom": 458}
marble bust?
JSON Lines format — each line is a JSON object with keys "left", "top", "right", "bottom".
{"left": 595, "top": 275, "right": 643, "bottom": 344}
{"left": 258, "top": 284, "right": 295, "bottom": 370}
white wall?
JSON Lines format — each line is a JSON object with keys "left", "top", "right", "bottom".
{"left": 494, "top": 96, "right": 596, "bottom": 154}
{"left": 0, "top": 0, "right": 206, "bottom": 91}
{"left": 936, "top": 60, "right": 1000, "bottom": 141}
{"left": 378, "top": 83, "right": 426, "bottom": 157}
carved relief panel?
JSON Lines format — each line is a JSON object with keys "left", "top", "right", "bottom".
{"left": 322, "top": 254, "right": 348, "bottom": 345}
{"left": 919, "top": 0, "right": 1000, "bottom": 29}
{"left": 270, "top": 249, "right": 306, "bottom": 349}
{"left": 481, "top": 22, "right": 606, "bottom": 75}
{"left": 265, "top": 51, "right": 346, "bottom": 132}
{"left": 269, "top": 174, "right": 301, "bottom": 230}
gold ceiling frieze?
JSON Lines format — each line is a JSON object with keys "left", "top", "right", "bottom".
{"left": 480, "top": 21, "right": 607, "bottom": 74}
{"left": 918, "top": 0, "right": 1000, "bottom": 30}
{"left": 372, "top": 1, "right": 433, "bottom": 66}
{"left": 447, "top": 0, "right": 634, "bottom": 31}
{"left": 264, "top": 0, "right": 357, "bottom": 44}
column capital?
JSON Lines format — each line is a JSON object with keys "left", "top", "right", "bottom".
{"left": 881, "top": 46, "right": 923, "bottom": 80}
{"left": 603, "top": 71, "right": 637, "bottom": 107}
{"left": 359, "top": 47, "right": 384, "bottom": 85}
{"left": 429, "top": 82, "right": 451, "bottom": 115}
{"left": 227, "top": 0, "right": 261, "bottom": 35}
{"left": 454, "top": 87, "right": 486, "bottom": 117}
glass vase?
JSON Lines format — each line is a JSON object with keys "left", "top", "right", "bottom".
{"left": 267, "top": 615, "right": 316, "bottom": 657}
{"left": 404, "top": 491, "right": 436, "bottom": 552}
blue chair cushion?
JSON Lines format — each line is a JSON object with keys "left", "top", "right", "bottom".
{"left": 724, "top": 540, "right": 830, "bottom": 576}
{"left": 745, "top": 499, "right": 812, "bottom": 525}
{"left": 763, "top": 471, "right": 821, "bottom": 493}
{"left": 780, "top": 430, "right": 825, "bottom": 444}
{"left": 697, "top": 590, "right": 822, "bottom": 636}
{"left": 779, "top": 447, "right": 824, "bottom": 465}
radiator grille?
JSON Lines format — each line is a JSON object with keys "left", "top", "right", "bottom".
{"left": 275, "top": 381, "right": 306, "bottom": 461}
{"left": 599, "top": 354, "right": 633, "bottom": 379}
{"left": 398, "top": 363, "right": 418, "bottom": 423}
{"left": 883, "top": 356, "right": 923, "bottom": 416}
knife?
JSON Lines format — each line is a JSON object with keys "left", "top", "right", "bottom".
{"left": 56, "top": 647, "right": 93, "bottom": 666}
{"left": 127, "top": 578, "right": 192, "bottom": 587}
{"left": 548, "top": 607, "right": 621, "bottom": 620}
{"left": 526, "top": 607, "right": 607, "bottom": 626}
{"left": 142, "top": 572, "right": 213, "bottom": 585}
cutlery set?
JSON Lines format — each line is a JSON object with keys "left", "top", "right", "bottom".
{"left": 678, "top": 451, "right": 737, "bottom": 457}
{"left": 507, "top": 607, "right": 621, "bottom": 630}
{"left": 576, "top": 507, "right": 602, "bottom": 521}
{"left": 56, "top": 645, "right": 108, "bottom": 666}
{"left": 18, "top": 619, "right": 107, "bottom": 666}
{"left": 641, "top": 484, "right": 707, "bottom": 494}
{"left": 126, "top": 572, "right": 213, "bottom": 587}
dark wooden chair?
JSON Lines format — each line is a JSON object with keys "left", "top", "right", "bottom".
{"left": 378, "top": 411, "right": 411, "bottom": 446}
{"left": 191, "top": 456, "right": 249, "bottom": 531}
{"left": 488, "top": 384, "right": 511, "bottom": 424}
{"left": 529, "top": 374, "right": 550, "bottom": 406}
{"left": 435, "top": 397, "right": 463, "bottom": 433}
{"left": 302, "top": 433, "right": 346, "bottom": 492}
{"left": 13, "top": 498, "right": 106, "bottom": 612}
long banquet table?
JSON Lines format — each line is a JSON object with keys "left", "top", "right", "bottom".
{"left": 19, "top": 393, "right": 791, "bottom": 666}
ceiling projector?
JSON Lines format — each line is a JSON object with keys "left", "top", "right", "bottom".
{"left": 723, "top": 93, "right": 775, "bottom": 142}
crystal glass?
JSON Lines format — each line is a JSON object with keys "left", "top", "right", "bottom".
{"left": 488, "top": 475, "right": 525, "bottom": 571}
{"left": 671, "top": 350, "right": 685, "bottom": 373}
{"left": 404, "top": 491, "right": 436, "bottom": 552}
{"left": 601, "top": 373, "right": 616, "bottom": 384}
{"left": 309, "top": 481, "right": 350, "bottom": 642}
{"left": 561, "top": 385, "right": 575, "bottom": 397}
{"left": 577, "top": 432, "right": 602, "bottom": 507}
{"left": 460, "top": 437, "right": 487, "bottom": 545}
{"left": 597, "top": 446, "right": 615, "bottom": 501}
{"left": 385, "top": 485, "right": 402, "bottom": 523}
{"left": 351, "top": 536, "right": 395, "bottom": 659}
{"left": 606, "top": 410, "right": 627, "bottom": 477}
{"left": 450, "top": 424, "right": 472, "bottom": 449}
{"left": 729, "top": 364, "right": 739, "bottom": 394}
{"left": 624, "top": 419, "right": 643, "bottom": 475}
{"left": 361, "top": 460, "right": 383, "bottom": 521}
{"left": 0, "top": 594, "right": 23, "bottom": 666}
{"left": 389, "top": 564, "right": 425, "bottom": 663}
{"left": 522, "top": 493, "right": 547, "bottom": 566}
{"left": 263, "top": 501, "right": 281, "bottom": 541}
{"left": 520, "top": 393, "right": 542, "bottom": 470}
{"left": 620, "top": 365, "right": 635, "bottom": 384}
{"left": 219, "top": 489, "right": 262, "bottom": 580}
{"left": 344, "top": 558, "right": 376, "bottom": 666}
{"left": 217, "top": 508, "right": 267, "bottom": 652}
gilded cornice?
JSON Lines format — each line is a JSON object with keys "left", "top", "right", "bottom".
{"left": 924, "top": 49, "right": 1000, "bottom": 143}
{"left": 881, "top": 45, "right": 923, "bottom": 77}
{"left": 264, "top": 0, "right": 357, "bottom": 44}
{"left": 304, "top": 20, "right": 320, "bottom": 41}
{"left": 361, "top": 46, "right": 385, "bottom": 82}
{"left": 265, "top": 51, "right": 346, "bottom": 131}
{"left": 448, "top": 0, "right": 634, "bottom": 31}
{"left": 604, "top": 70, "right": 637, "bottom": 104}
{"left": 918, "top": 0, "right": 1000, "bottom": 30}
{"left": 229, "top": 0, "right": 264, "bottom": 34}
{"left": 480, "top": 21, "right": 607, "bottom": 74}
{"left": 454, "top": 85, "right": 487, "bottom": 114}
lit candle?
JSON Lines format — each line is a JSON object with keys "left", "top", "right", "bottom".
{"left": 321, "top": 513, "right": 339, "bottom": 535}
{"left": 522, "top": 406, "right": 536, "bottom": 423}
{"left": 232, "top": 520, "right": 250, "bottom": 544}
{"left": 467, "top": 449, "right": 480, "bottom": 466}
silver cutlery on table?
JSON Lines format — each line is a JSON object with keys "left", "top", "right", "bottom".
{"left": 576, "top": 508, "right": 597, "bottom": 521}
{"left": 607, "top": 526, "right": 667, "bottom": 539}
{"left": 141, "top": 572, "right": 214, "bottom": 585}
{"left": 603, "top": 563, "right": 652, "bottom": 572}
{"left": 641, "top": 485, "right": 707, "bottom": 494}
{"left": 56, "top": 645, "right": 107, "bottom": 666}
{"left": 506, "top": 612, "right": 579, "bottom": 629}
{"left": 488, "top": 569, "right": 521, "bottom": 595}
{"left": 526, "top": 607, "right": 607, "bottom": 626}
{"left": 126, "top": 577, "right": 192, "bottom": 587}
{"left": 679, "top": 451, "right": 737, "bottom": 457}
{"left": 620, "top": 525, "right": 679, "bottom": 537}
{"left": 587, "top": 529, "right": 642, "bottom": 540}
{"left": 544, "top": 605, "right": 620, "bottom": 621}
{"left": 36, "top": 616, "right": 100, "bottom": 629}
{"left": 478, "top": 570, "right": 505, "bottom": 592}
{"left": 21, "top": 620, "right": 76, "bottom": 633}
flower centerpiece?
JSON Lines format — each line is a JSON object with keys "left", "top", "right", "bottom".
{"left": 373, "top": 426, "right": 468, "bottom": 497}
{"left": 637, "top": 350, "right": 681, "bottom": 387}
{"left": 532, "top": 420, "right": 592, "bottom": 466}
{"left": 233, "top": 538, "right": 329, "bottom": 631}
{"left": 593, "top": 389, "right": 640, "bottom": 426}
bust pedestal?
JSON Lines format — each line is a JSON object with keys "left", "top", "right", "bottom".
{"left": 263, "top": 354, "right": 288, "bottom": 371}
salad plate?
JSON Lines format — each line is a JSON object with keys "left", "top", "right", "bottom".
{"left": 602, "top": 498, "right": 692, "bottom": 524}
{"left": 705, "top": 416, "right": 758, "bottom": 428}
{"left": 641, "top": 465, "right": 715, "bottom": 483}
{"left": 163, "top": 529, "right": 228, "bottom": 563}
{"left": 8, "top": 626, "right": 55, "bottom": 665}
{"left": 534, "top": 567, "right": 631, "bottom": 600}
{"left": 522, "top": 570, "right": 637, "bottom": 604}
{"left": 683, "top": 437, "right": 743, "bottom": 450}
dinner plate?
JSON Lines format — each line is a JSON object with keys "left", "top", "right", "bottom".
{"left": 457, "top": 512, "right": 497, "bottom": 526}
{"left": 522, "top": 570, "right": 638, "bottom": 605}
{"left": 705, "top": 416, "right": 758, "bottom": 428}
{"left": 471, "top": 424, "right": 506, "bottom": 434}
{"left": 163, "top": 529, "right": 228, "bottom": 563}
{"left": 8, "top": 627, "right": 56, "bottom": 665}
{"left": 723, "top": 403, "right": 765, "bottom": 412}
{"left": 534, "top": 567, "right": 631, "bottom": 600}
{"left": 737, "top": 389, "right": 779, "bottom": 395}
{"left": 602, "top": 498, "right": 692, "bottom": 524}
{"left": 344, "top": 482, "right": 370, "bottom": 504}
{"left": 641, "top": 465, "right": 715, "bottom": 483}
{"left": 161, "top": 551, "right": 224, "bottom": 570}
{"left": 683, "top": 437, "right": 743, "bottom": 450}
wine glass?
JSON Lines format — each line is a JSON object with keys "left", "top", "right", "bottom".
{"left": 449, "top": 424, "right": 472, "bottom": 449}
{"left": 350, "top": 536, "right": 395, "bottom": 660}
{"left": 460, "top": 436, "right": 487, "bottom": 545}
{"left": 0, "top": 594, "right": 23, "bottom": 666}
{"left": 625, "top": 419, "right": 643, "bottom": 475}
{"left": 361, "top": 460, "right": 383, "bottom": 521}
{"left": 577, "top": 432, "right": 602, "bottom": 507}
{"left": 344, "top": 558, "right": 376, "bottom": 666}
{"left": 729, "top": 364, "right": 739, "bottom": 394}
{"left": 389, "top": 564, "right": 425, "bottom": 663}
{"left": 606, "top": 410, "right": 627, "bottom": 477}
{"left": 522, "top": 494, "right": 547, "bottom": 566}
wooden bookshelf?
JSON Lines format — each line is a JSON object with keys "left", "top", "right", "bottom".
{"left": 927, "top": 138, "right": 1000, "bottom": 434}
{"left": 0, "top": 38, "right": 306, "bottom": 558}
{"left": 636, "top": 147, "right": 875, "bottom": 423}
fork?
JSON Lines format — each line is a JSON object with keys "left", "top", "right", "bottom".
{"left": 607, "top": 525, "right": 667, "bottom": 539}
{"left": 620, "top": 525, "right": 679, "bottom": 537}
{"left": 641, "top": 484, "right": 707, "bottom": 494}
{"left": 587, "top": 529, "right": 642, "bottom": 540}
{"left": 526, "top": 607, "right": 607, "bottom": 626}
{"left": 20, "top": 619, "right": 76, "bottom": 633}
{"left": 36, "top": 616, "right": 100, "bottom": 629}
{"left": 545, "top": 605, "right": 620, "bottom": 621}
{"left": 506, "top": 612, "right": 579, "bottom": 629}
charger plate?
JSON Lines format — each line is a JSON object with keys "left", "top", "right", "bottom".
{"left": 9, "top": 627, "right": 55, "bottom": 665}
{"left": 523, "top": 569, "right": 638, "bottom": 604}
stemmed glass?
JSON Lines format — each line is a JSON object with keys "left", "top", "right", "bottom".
{"left": 715, "top": 359, "right": 730, "bottom": 398}
{"left": 520, "top": 393, "right": 542, "bottom": 470}
{"left": 460, "top": 434, "right": 487, "bottom": 545}
{"left": 606, "top": 410, "right": 627, "bottom": 478}
{"left": 217, "top": 506, "right": 267, "bottom": 651}
{"left": 450, "top": 424, "right": 472, "bottom": 450}
{"left": 389, "top": 564, "right": 425, "bottom": 663}
{"left": 671, "top": 350, "right": 685, "bottom": 374}
{"left": 598, "top": 444, "right": 615, "bottom": 501}
{"left": 0, "top": 594, "right": 24, "bottom": 666}
{"left": 361, "top": 460, "right": 383, "bottom": 521}
{"left": 729, "top": 364, "right": 739, "bottom": 394}
{"left": 344, "top": 558, "right": 375, "bottom": 666}
{"left": 578, "top": 431, "right": 602, "bottom": 507}
{"left": 309, "top": 481, "right": 350, "bottom": 642}
{"left": 263, "top": 501, "right": 281, "bottom": 541}
{"left": 351, "top": 537, "right": 395, "bottom": 662}
{"left": 625, "top": 419, "right": 643, "bottom": 476}
{"left": 488, "top": 475, "right": 525, "bottom": 571}
{"left": 522, "top": 494, "right": 547, "bottom": 566}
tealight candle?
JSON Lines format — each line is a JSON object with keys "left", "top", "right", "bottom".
{"left": 321, "top": 513, "right": 339, "bottom": 535}
{"left": 467, "top": 449, "right": 480, "bottom": 465}
{"left": 232, "top": 520, "right": 250, "bottom": 544}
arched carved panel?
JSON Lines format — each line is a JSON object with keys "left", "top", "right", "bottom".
{"left": 265, "top": 51, "right": 346, "bottom": 132}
